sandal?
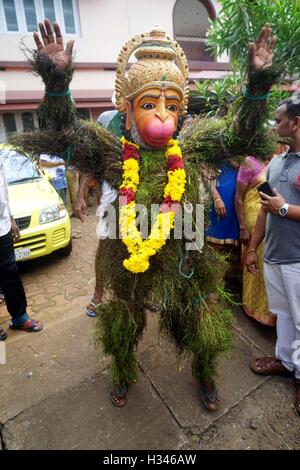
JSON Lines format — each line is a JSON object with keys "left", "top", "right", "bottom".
{"left": 0, "top": 328, "right": 7, "bottom": 341}
{"left": 86, "top": 297, "right": 101, "bottom": 317}
{"left": 9, "top": 319, "right": 43, "bottom": 333}
{"left": 110, "top": 384, "right": 128, "bottom": 408}
{"left": 295, "top": 380, "right": 300, "bottom": 416}
{"left": 199, "top": 379, "right": 220, "bottom": 412}
{"left": 250, "top": 357, "right": 293, "bottom": 377}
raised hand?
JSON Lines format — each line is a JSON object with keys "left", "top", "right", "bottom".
{"left": 248, "top": 24, "right": 276, "bottom": 71}
{"left": 33, "top": 19, "right": 74, "bottom": 71}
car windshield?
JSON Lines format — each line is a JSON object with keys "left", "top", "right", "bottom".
{"left": 0, "top": 149, "right": 41, "bottom": 184}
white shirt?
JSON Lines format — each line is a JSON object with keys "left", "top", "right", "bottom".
{"left": 0, "top": 159, "right": 11, "bottom": 236}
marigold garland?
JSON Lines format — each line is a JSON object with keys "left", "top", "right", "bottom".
{"left": 119, "top": 136, "right": 186, "bottom": 273}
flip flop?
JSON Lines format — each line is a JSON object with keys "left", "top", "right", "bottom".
{"left": 86, "top": 299, "right": 101, "bottom": 317}
{"left": 250, "top": 357, "right": 293, "bottom": 377}
{"left": 9, "top": 319, "right": 43, "bottom": 332}
{"left": 0, "top": 328, "right": 7, "bottom": 341}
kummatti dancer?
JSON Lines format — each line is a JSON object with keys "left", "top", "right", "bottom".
{"left": 10, "top": 19, "right": 279, "bottom": 411}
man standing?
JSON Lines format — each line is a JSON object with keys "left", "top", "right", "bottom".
{"left": 246, "top": 96, "right": 300, "bottom": 416}
{"left": 0, "top": 158, "right": 43, "bottom": 339}
{"left": 40, "top": 154, "right": 68, "bottom": 203}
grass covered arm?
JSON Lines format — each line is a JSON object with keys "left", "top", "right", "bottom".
{"left": 9, "top": 20, "right": 122, "bottom": 185}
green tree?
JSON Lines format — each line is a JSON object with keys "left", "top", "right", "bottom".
{"left": 189, "top": 0, "right": 296, "bottom": 117}
{"left": 208, "top": 0, "right": 300, "bottom": 80}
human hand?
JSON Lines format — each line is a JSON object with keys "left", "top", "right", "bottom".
{"left": 248, "top": 24, "right": 276, "bottom": 71}
{"left": 75, "top": 196, "right": 87, "bottom": 223}
{"left": 245, "top": 251, "right": 258, "bottom": 275}
{"left": 33, "top": 19, "right": 74, "bottom": 71}
{"left": 240, "top": 227, "right": 250, "bottom": 245}
{"left": 260, "top": 188, "right": 286, "bottom": 214}
{"left": 214, "top": 198, "right": 227, "bottom": 218}
{"left": 11, "top": 217, "right": 20, "bottom": 242}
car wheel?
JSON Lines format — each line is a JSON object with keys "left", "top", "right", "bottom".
{"left": 57, "top": 239, "right": 72, "bottom": 256}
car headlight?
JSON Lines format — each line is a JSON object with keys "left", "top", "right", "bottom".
{"left": 40, "top": 204, "right": 67, "bottom": 224}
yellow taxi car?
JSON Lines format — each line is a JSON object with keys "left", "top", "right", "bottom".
{"left": 0, "top": 146, "right": 72, "bottom": 261}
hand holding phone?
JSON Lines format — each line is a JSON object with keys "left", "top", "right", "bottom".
{"left": 257, "top": 181, "right": 275, "bottom": 198}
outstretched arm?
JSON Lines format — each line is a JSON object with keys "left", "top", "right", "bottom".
{"left": 9, "top": 19, "right": 122, "bottom": 188}
{"left": 224, "top": 25, "right": 279, "bottom": 158}
{"left": 31, "top": 19, "right": 76, "bottom": 130}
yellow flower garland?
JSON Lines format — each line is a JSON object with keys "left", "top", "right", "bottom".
{"left": 120, "top": 137, "right": 186, "bottom": 273}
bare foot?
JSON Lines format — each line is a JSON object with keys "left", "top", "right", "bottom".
{"left": 110, "top": 384, "right": 128, "bottom": 407}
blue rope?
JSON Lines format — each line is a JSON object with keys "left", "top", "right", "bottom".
{"left": 178, "top": 245, "right": 194, "bottom": 280}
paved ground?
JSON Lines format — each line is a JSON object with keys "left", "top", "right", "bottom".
{"left": 0, "top": 207, "right": 299, "bottom": 450}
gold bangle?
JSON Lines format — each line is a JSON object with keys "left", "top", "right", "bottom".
{"left": 247, "top": 248, "right": 256, "bottom": 253}
{"left": 214, "top": 198, "right": 221, "bottom": 203}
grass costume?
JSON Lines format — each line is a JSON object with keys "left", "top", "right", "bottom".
{"left": 11, "top": 20, "right": 279, "bottom": 410}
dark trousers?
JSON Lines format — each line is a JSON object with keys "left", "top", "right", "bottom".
{"left": 0, "top": 230, "right": 27, "bottom": 320}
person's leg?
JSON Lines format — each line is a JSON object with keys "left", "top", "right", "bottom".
{"left": 264, "top": 263, "right": 295, "bottom": 373}
{"left": 0, "top": 284, "right": 4, "bottom": 305}
{"left": 0, "top": 231, "right": 27, "bottom": 322}
{"left": 0, "top": 282, "right": 7, "bottom": 340}
{"left": 0, "top": 231, "right": 43, "bottom": 332}
{"left": 86, "top": 241, "right": 104, "bottom": 317}
{"left": 66, "top": 168, "right": 79, "bottom": 215}
{"left": 280, "top": 263, "right": 300, "bottom": 379}
{"left": 95, "top": 298, "right": 147, "bottom": 406}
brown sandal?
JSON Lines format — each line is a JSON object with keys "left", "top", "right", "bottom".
{"left": 199, "top": 379, "right": 220, "bottom": 412}
{"left": 295, "top": 380, "right": 300, "bottom": 416}
{"left": 110, "top": 384, "right": 128, "bottom": 408}
{"left": 250, "top": 357, "right": 293, "bottom": 377}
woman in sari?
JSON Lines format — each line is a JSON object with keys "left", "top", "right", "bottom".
{"left": 205, "top": 161, "right": 241, "bottom": 283}
{"left": 235, "top": 156, "right": 276, "bottom": 326}
{"left": 206, "top": 161, "right": 240, "bottom": 247}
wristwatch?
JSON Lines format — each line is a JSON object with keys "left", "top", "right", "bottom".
{"left": 279, "top": 203, "right": 289, "bottom": 217}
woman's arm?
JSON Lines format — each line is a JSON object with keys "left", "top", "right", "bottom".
{"left": 235, "top": 181, "right": 250, "bottom": 244}
{"left": 210, "top": 181, "right": 227, "bottom": 218}
{"left": 245, "top": 208, "right": 267, "bottom": 274}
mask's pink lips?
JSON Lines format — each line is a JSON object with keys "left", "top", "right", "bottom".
{"left": 144, "top": 120, "right": 175, "bottom": 147}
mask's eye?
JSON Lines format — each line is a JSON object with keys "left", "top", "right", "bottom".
{"left": 166, "top": 104, "right": 178, "bottom": 112}
{"left": 141, "top": 103, "right": 155, "bottom": 110}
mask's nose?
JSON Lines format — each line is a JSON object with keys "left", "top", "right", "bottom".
{"left": 155, "top": 97, "right": 168, "bottom": 122}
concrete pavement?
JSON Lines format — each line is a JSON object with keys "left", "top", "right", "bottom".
{"left": 0, "top": 209, "right": 299, "bottom": 450}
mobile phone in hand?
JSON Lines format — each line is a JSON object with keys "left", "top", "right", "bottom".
{"left": 257, "top": 181, "right": 275, "bottom": 198}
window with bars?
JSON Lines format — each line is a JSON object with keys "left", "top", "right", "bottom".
{"left": 62, "top": 0, "right": 75, "bottom": 34}
{"left": 173, "top": 0, "right": 216, "bottom": 62}
{"left": 2, "top": 0, "right": 18, "bottom": 31}
{"left": 3, "top": 113, "right": 17, "bottom": 138}
{"left": 21, "top": 112, "right": 35, "bottom": 131}
{"left": 23, "top": 0, "right": 37, "bottom": 32}
{"left": 43, "top": 0, "right": 56, "bottom": 25}
{"left": 0, "top": 0, "right": 79, "bottom": 34}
